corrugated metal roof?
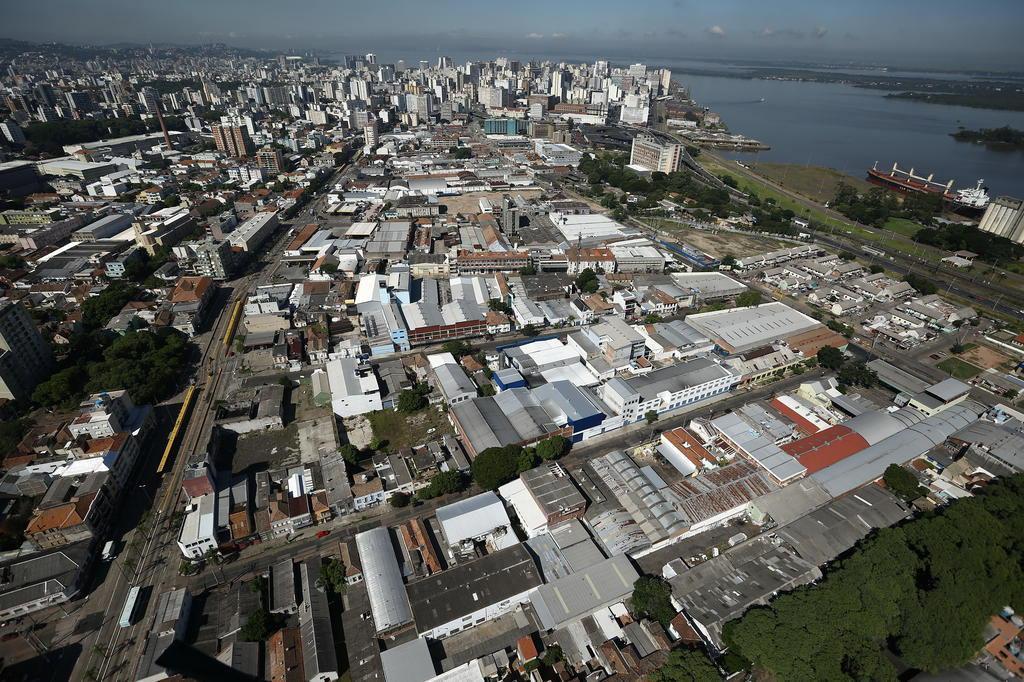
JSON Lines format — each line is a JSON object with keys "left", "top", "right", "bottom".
{"left": 812, "top": 401, "right": 983, "bottom": 497}
{"left": 530, "top": 554, "right": 639, "bottom": 630}
{"left": 355, "top": 528, "right": 413, "bottom": 632}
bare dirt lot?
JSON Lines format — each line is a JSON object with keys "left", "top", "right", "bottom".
{"left": 961, "top": 344, "right": 1014, "bottom": 371}
{"left": 652, "top": 220, "right": 788, "bottom": 258}
{"left": 441, "top": 189, "right": 544, "bottom": 216}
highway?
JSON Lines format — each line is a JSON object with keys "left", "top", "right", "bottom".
{"left": 70, "top": 162, "right": 353, "bottom": 682}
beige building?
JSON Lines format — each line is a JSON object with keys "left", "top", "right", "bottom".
{"left": 629, "top": 133, "right": 682, "bottom": 173}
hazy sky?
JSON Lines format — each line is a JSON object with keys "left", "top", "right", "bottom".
{"left": 4, "top": 0, "right": 1024, "bottom": 70}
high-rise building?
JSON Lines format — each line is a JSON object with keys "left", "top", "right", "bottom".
{"left": 66, "top": 91, "right": 95, "bottom": 113}
{"left": 629, "top": 133, "right": 683, "bottom": 173}
{"left": 138, "top": 87, "right": 161, "bottom": 114}
{"left": 211, "top": 123, "right": 255, "bottom": 158}
{"left": 363, "top": 119, "right": 379, "bottom": 149}
{"left": 977, "top": 196, "right": 1024, "bottom": 245}
{"left": 477, "top": 86, "right": 507, "bottom": 109}
{"left": 1, "top": 120, "right": 26, "bottom": 145}
{"left": 0, "top": 302, "right": 54, "bottom": 402}
{"left": 256, "top": 145, "right": 285, "bottom": 174}
{"left": 365, "top": 53, "right": 377, "bottom": 65}
{"left": 33, "top": 83, "right": 57, "bottom": 108}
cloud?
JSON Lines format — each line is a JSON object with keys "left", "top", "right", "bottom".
{"left": 814, "top": 25, "right": 828, "bottom": 39}
{"left": 525, "top": 32, "right": 544, "bottom": 39}
{"left": 760, "top": 27, "right": 806, "bottom": 39}
{"left": 551, "top": 32, "right": 568, "bottom": 38}
{"left": 706, "top": 25, "right": 725, "bottom": 37}
{"left": 665, "top": 27, "right": 686, "bottom": 38}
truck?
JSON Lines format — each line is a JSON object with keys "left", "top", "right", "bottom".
{"left": 119, "top": 586, "right": 141, "bottom": 628}
{"left": 101, "top": 540, "right": 117, "bottom": 561}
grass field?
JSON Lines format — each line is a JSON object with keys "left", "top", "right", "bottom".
{"left": 936, "top": 357, "right": 983, "bottom": 380}
{"left": 366, "top": 405, "right": 453, "bottom": 452}
{"left": 698, "top": 155, "right": 941, "bottom": 262}
{"left": 883, "top": 217, "right": 925, "bottom": 238}
{"left": 749, "top": 163, "right": 873, "bottom": 204}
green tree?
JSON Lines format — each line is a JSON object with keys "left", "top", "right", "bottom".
{"left": 645, "top": 410, "right": 659, "bottom": 425}
{"left": 816, "top": 345, "right": 846, "bottom": 371}
{"left": 649, "top": 649, "right": 722, "bottom": 682}
{"left": 838, "top": 361, "right": 877, "bottom": 388}
{"left": 472, "top": 445, "right": 521, "bottom": 490}
{"left": 521, "top": 324, "right": 539, "bottom": 337}
{"left": 517, "top": 447, "right": 540, "bottom": 473}
{"left": 442, "top": 340, "right": 473, "bottom": 357}
{"left": 316, "top": 557, "right": 348, "bottom": 595}
{"left": 0, "top": 418, "right": 31, "bottom": 459}
{"left": 735, "top": 290, "right": 763, "bottom": 308}
{"left": 33, "top": 365, "right": 87, "bottom": 407}
{"left": 389, "top": 491, "right": 411, "bottom": 508}
{"left": 631, "top": 575, "right": 676, "bottom": 626}
{"left": 643, "top": 313, "right": 664, "bottom": 324}
{"left": 397, "top": 389, "right": 427, "bottom": 413}
{"left": 575, "top": 268, "right": 600, "bottom": 294}
{"left": 339, "top": 444, "right": 360, "bottom": 466}
{"left": 417, "top": 470, "right": 466, "bottom": 500}
{"left": 536, "top": 435, "right": 569, "bottom": 461}
{"left": 883, "top": 464, "right": 926, "bottom": 501}
{"left": 82, "top": 282, "right": 141, "bottom": 330}
{"left": 240, "top": 609, "right": 276, "bottom": 641}
{"left": 541, "top": 645, "right": 563, "bottom": 666}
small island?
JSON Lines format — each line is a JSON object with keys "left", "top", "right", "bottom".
{"left": 950, "top": 125, "right": 1024, "bottom": 150}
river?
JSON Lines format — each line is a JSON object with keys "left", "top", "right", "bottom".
{"left": 669, "top": 67, "right": 1024, "bottom": 197}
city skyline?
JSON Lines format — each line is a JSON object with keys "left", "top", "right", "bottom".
{"left": 4, "top": 0, "right": 1024, "bottom": 70}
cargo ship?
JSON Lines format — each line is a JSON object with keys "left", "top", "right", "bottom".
{"left": 867, "top": 162, "right": 990, "bottom": 214}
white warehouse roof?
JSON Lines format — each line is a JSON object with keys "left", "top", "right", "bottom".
{"left": 435, "top": 491, "right": 517, "bottom": 549}
{"left": 355, "top": 527, "right": 413, "bottom": 633}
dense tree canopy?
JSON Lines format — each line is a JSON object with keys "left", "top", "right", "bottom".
{"left": 416, "top": 470, "right": 466, "bottom": 500}
{"left": 734, "top": 291, "right": 763, "bottom": 308}
{"left": 832, "top": 182, "right": 941, "bottom": 227}
{"left": 816, "top": 345, "right": 846, "bottom": 371}
{"left": 723, "top": 474, "right": 1024, "bottom": 679}
{"left": 575, "top": 268, "right": 600, "bottom": 294}
{"left": 472, "top": 445, "right": 522, "bottom": 490}
{"left": 536, "top": 435, "right": 570, "bottom": 461}
{"left": 883, "top": 464, "right": 927, "bottom": 501}
{"left": 914, "top": 223, "right": 1024, "bottom": 264}
{"left": 631, "top": 575, "right": 676, "bottom": 626}
{"left": 648, "top": 649, "right": 722, "bottom": 682}
{"left": 34, "top": 328, "right": 190, "bottom": 407}
{"left": 82, "top": 282, "right": 142, "bottom": 330}
{"left": 578, "top": 152, "right": 732, "bottom": 216}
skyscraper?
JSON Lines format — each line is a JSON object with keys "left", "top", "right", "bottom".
{"left": 211, "top": 123, "right": 255, "bottom": 158}
{"left": 629, "top": 133, "right": 683, "bottom": 173}
{"left": 138, "top": 87, "right": 161, "bottom": 114}
{"left": 256, "top": 145, "right": 285, "bottom": 174}
{"left": 0, "top": 302, "right": 54, "bottom": 402}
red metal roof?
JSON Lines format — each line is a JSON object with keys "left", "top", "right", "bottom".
{"left": 769, "top": 397, "right": 821, "bottom": 436}
{"left": 781, "top": 425, "right": 870, "bottom": 474}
